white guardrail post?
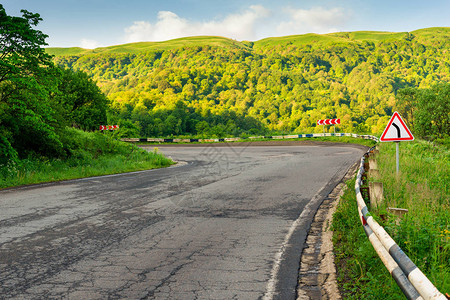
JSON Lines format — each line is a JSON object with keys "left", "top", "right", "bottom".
{"left": 356, "top": 149, "right": 447, "bottom": 300}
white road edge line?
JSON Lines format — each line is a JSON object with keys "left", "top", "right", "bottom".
{"left": 263, "top": 185, "right": 327, "bottom": 300}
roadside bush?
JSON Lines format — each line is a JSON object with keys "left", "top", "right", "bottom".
{"left": 0, "top": 128, "right": 173, "bottom": 189}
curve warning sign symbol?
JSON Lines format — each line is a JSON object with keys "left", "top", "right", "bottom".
{"left": 380, "top": 111, "right": 414, "bottom": 142}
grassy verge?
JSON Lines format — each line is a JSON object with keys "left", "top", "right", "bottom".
{"left": 0, "top": 128, "right": 174, "bottom": 189}
{"left": 332, "top": 140, "right": 449, "bottom": 298}
{"left": 332, "top": 177, "right": 405, "bottom": 299}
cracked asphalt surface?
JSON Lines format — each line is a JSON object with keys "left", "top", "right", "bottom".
{"left": 0, "top": 143, "right": 366, "bottom": 299}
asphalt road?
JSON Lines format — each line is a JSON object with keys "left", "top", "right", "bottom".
{"left": 0, "top": 142, "right": 366, "bottom": 299}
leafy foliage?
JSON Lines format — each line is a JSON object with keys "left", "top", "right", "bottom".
{"left": 397, "top": 82, "right": 450, "bottom": 140}
{"left": 0, "top": 5, "right": 53, "bottom": 86}
{"left": 0, "top": 4, "right": 62, "bottom": 162}
{"left": 51, "top": 28, "right": 450, "bottom": 137}
{"left": 0, "top": 128, "right": 173, "bottom": 188}
{"left": 55, "top": 68, "right": 109, "bottom": 130}
{"left": 0, "top": 5, "right": 109, "bottom": 166}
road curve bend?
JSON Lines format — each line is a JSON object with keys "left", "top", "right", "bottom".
{"left": 0, "top": 142, "right": 366, "bottom": 299}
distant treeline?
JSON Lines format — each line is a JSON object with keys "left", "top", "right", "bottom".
{"left": 52, "top": 28, "right": 450, "bottom": 138}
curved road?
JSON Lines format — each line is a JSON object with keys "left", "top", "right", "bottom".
{"left": 0, "top": 142, "right": 366, "bottom": 299}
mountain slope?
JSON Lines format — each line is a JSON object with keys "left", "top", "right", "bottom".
{"left": 46, "top": 28, "right": 450, "bottom": 56}
{"left": 46, "top": 36, "right": 251, "bottom": 56}
{"left": 49, "top": 28, "right": 450, "bottom": 138}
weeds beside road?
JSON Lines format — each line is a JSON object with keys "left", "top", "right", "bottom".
{"left": 0, "top": 129, "right": 174, "bottom": 189}
{"left": 332, "top": 139, "right": 449, "bottom": 298}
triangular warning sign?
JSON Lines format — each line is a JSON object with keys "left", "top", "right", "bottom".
{"left": 380, "top": 112, "right": 414, "bottom": 142}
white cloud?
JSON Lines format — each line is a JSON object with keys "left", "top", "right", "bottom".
{"left": 123, "top": 5, "right": 270, "bottom": 42}
{"left": 277, "top": 7, "right": 349, "bottom": 36}
{"left": 122, "top": 5, "right": 350, "bottom": 43}
{"left": 80, "top": 38, "right": 102, "bottom": 49}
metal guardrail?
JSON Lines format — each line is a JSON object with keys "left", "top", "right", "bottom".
{"left": 122, "top": 133, "right": 380, "bottom": 143}
{"left": 355, "top": 149, "right": 446, "bottom": 300}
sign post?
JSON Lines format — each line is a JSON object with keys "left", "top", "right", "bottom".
{"left": 379, "top": 112, "right": 414, "bottom": 174}
{"left": 396, "top": 142, "right": 400, "bottom": 174}
{"left": 317, "top": 118, "right": 340, "bottom": 134}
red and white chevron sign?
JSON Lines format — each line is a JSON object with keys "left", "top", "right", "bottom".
{"left": 99, "top": 125, "right": 119, "bottom": 131}
{"left": 317, "top": 118, "right": 340, "bottom": 125}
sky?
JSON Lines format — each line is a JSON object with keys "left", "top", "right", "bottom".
{"left": 2, "top": 0, "right": 450, "bottom": 48}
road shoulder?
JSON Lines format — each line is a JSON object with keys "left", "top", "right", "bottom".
{"left": 296, "top": 162, "right": 359, "bottom": 299}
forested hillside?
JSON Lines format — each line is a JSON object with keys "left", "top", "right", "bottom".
{"left": 50, "top": 28, "right": 450, "bottom": 138}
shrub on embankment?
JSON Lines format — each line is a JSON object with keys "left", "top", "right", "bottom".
{"left": 0, "top": 128, "right": 174, "bottom": 189}
{"left": 332, "top": 140, "right": 449, "bottom": 298}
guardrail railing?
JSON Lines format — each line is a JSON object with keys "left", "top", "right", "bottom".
{"left": 355, "top": 149, "right": 446, "bottom": 300}
{"left": 122, "top": 133, "right": 380, "bottom": 143}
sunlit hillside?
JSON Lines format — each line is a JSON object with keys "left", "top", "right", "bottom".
{"left": 48, "top": 28, "right": 450, "bottom": 138}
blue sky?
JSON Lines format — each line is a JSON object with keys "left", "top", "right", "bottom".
{"left": 2, "top": 0, "right": 449, "bottom": 48}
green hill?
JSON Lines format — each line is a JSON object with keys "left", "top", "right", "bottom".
{"left": 49, "top": 28, "right": 450, "bottom": 138}
{"left": 411, "top": 27, "right": 450, "bottom": 44}
{"left": 45, "top": 47, "right": 91, "bottom": 56}
{"left": 46, "top": 28, "right": 450, "bottom": 57}
{"left": 46, "top": 36, "right": 250, "bottom": 56}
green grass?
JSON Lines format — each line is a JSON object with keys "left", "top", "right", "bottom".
{"left": 342, "top": 31, "right": 408, "bottom": 41}
{"left": 332, "top": 139, "right": 449, "bottom": 298}
{"left": 0, "top": 128, "right": 174, "bottom": 189}
{"left": 332, "top": 179, "right": 404, "bottom": 300}
{"left": 44, "top": 47, "right": 91, "bottom": 56}
{"left": 412, "top": 27, "right": 450, "bottom": 45}
{"left": 374, "top": 141, "right": 449, "bottom": 291}
{"left": 253, "top": 33, "right": 353, "bottom": 49}
{"left": 46, "top": 36, "right": 250, "bottom": 56}
{"left": 332, "top": 177, "right": 405, "bottom": 299}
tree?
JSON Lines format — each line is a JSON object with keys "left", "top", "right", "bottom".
{"left": 397, "top": 83, "right": 450, "bottom": 140}
{"left": 0, "top": 5, "right": 62, "bottom": 162}
{"left": 56, "top": 68, "right": 108, "bottom": 130}
{"left": 195, "top": 121, "right": 210, "bottom": 136}
{"left": 0, "top": 5, "right": 53, "bottom": 93}
{"left": 414, "top": 83, "right": 450, "bottom": 139}
{"left": 395, "top": 87, "right": 418, "bottom": 129}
